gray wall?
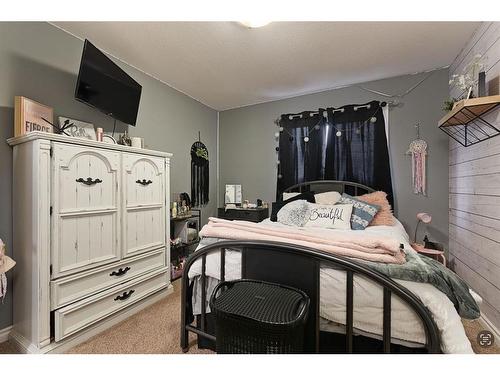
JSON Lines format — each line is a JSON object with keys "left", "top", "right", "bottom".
{"left": 0, "top": 22, "right": 218, "bottom": 329}
{"left": 219, "top": 69, "right": 450, "bottom": 248}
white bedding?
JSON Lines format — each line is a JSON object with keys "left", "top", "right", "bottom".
{"left": 188, "top": 219, "right": 475, "bottom": 353}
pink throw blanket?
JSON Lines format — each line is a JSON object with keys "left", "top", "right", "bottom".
{"left": 200, "top": 218, "right": 406, "bottom": 264}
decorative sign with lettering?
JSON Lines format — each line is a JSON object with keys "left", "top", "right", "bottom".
{"left": 14, "top": 96, "right": 54, "bottom": 137}
{"left": 58, "top": 117, "right": 96, "bottom": 140}
{"left": 304, "top": 203, "right": 353, "bottom": 230}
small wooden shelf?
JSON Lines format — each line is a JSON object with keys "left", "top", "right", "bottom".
{"left": 438, "top": 95, "right": 500, "bottom": 147}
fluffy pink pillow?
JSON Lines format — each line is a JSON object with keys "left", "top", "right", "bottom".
{"left": 356, "top": 191, "right": 395, "bottom": 226}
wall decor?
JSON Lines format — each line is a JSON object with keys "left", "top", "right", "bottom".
{"left": 406, "top": 123, "right": 427, "bottom": 195}
{"left": 14, "top": 96, "right": 54, "bottom": 137}
{"left": 58, "top": 116, "right": 96, "bottom": 140}
{"left": 191, "top": 132, "right": 209, "bottom": 207}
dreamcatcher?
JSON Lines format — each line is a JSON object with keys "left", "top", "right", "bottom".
{"left": 191, "top": 133, "right": 209, "bottom": 207}
{"left": 406, "top": 123, "right": 427, "bottom": 195}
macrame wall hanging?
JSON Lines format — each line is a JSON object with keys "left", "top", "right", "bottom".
{"left": 406, "top": 123, "right": 428, "bottom": 195}
{"left": 191, "top": 132, "right": 209, "bottom": 207}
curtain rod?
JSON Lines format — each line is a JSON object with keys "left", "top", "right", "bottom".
{"left": 285, "top": 101, "right": 392, "bottom": 120}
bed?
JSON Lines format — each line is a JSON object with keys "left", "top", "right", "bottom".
{"left": 180, "top": 180, "right": 479, "bottom": 354}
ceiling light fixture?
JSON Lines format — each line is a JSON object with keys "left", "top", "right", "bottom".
{"left": 239, "top": 20, "right": 271, "bottom": 28}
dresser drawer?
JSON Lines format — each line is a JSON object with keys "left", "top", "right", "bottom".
{"left": 51, "top": 248, "right": 166, "bottom": 310}
{"left": 54, "top": 267, "right": 169, "bottom": 342}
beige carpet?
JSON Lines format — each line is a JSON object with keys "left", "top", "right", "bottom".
{"left": 67, "top": 281, "right": 211, "bottom": 354}
{"left": 0, "top": 280, "right": 498, "bottom": 354}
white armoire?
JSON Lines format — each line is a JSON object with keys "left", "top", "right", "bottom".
{"left": 7, "top": 132, "right": 172, "bottom": 353}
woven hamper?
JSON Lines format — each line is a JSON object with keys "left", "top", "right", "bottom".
{"left": 209, "top": 279, "right": 310, "bottom": 354}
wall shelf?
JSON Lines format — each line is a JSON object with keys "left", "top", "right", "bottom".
{"left": 438, "top": 95, "right": 500, "bottom": 147}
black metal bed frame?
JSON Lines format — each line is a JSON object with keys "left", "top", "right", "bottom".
{"left": 180, "top": 180, "right": 441, "bottom": 354}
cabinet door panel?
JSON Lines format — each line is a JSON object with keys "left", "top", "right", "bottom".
{"left": 57, "top": 148, "right": 118, "bottom": 212}
{"left": 125, "top": 208, "right": 164, "bottom": 256}
{"left": 52, "top": 144, "right": 120, "bottom": 278}
{"left": 58, "top": 213, "right": 116, "bottom": 275}
{"left": 124, "top": 155, "right": 164, "bottom": 206}
{"left": 122, "top": 154, "right": 165, "bottom": 258}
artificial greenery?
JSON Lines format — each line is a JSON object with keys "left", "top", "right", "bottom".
{"left": 442, "top": 98, "right": 458, "bottom": 112}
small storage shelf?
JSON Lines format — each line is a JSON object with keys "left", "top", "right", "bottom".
{"left": 438, "top": 95, "right": 500, "bottom": 147}
{"left": 170, "top": 209, "right": 201, "bottom": 281}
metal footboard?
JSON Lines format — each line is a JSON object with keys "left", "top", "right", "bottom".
{"left": 180, "top": 240, "right": 441, "bottom": 353}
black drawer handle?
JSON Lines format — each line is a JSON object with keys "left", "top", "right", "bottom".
{"left": 136, "top": 179, "right": 153, "bottom": 186}
{"left": 109, "top": 266, "right": 131, "bottom": 277}
{"left": 114, "top": 289, "right": 135, "bottom": 301}
{"left": 76, "top": 177, "right": 103, "bottom": 186}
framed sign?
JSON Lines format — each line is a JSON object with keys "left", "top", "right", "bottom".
{"left": 14, "top": 96, "right": 54, "bottom": 137}
{"left": 58, "top": 116, "right": 97, "bottom": 140}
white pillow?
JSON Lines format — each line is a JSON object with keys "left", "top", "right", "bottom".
{"left": 277, "top": 200, "right": 310, "bottom": 227}
{"left": 304, "top": 203, "right": 353, "bottom": 230}
{"left": 314, "top": 191, "right": 341, "bottom": 205}
{"left": 282, "top": 192, "right": 300, "bottom": 200}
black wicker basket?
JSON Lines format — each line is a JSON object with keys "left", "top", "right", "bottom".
{"left": 209, "top": 279, "right": 310, "bottom": 354}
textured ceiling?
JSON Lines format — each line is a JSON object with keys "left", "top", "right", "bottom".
{"left": 53, "top": 22, "right": 480, "bottom": 110}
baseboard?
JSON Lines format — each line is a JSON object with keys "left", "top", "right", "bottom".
{"left": 9, "top": 285, "right": 173, "bottom": 354}
{"left": 0, "top": 325, "right": 12, "bottom": 343}
{"left": 479, "top": 313, "right": 500, "bottom": 348}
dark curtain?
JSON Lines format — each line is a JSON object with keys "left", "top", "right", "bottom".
{"left": 276, "top": 100, "right": 393, "bottom": 206}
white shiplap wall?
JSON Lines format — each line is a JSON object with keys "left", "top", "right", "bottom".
{"left": 448, "top": 22, "right": 500, "bottom": 331}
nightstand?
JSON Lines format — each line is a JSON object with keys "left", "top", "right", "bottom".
{"left": 411, "top": 243, "right": 446, "bottom": 266}
{"left": 217, "top": 207, "right": 269, "bottom": 223}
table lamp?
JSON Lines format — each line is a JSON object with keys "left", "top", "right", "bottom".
{"left": 414, "top": 212, "right": 432, "bottom": 244}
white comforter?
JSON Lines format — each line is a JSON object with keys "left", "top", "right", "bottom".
{"left": 188, "top": 219, "right": 476, "bottom": 353}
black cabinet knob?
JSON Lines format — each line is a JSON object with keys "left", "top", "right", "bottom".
{"left": 76, "top": 177, "right": 103, "bottom": 185}
{"left": 109, "top": 266, "right": 131, "bottom": 277}
{"left": 136, "top": 179, "right": 153, "bottom": 186}
{"left": 114, "top": 289, "right": 135, "bottom": 301}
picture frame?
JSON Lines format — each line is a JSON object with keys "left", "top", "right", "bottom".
{"left": 14, "top": 96, "right": 54, "bottom": 137}
{"left": 58, "top": 116, "right": 96, "bottom": 140}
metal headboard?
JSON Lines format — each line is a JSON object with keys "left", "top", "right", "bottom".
{"left": 282, "top": 180, "right": 375, "bottom": 196}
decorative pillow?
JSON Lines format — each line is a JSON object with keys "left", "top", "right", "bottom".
{"left": 270, "top": 191, "right": 316, "bottom": 222}
{"left": 304, "top": 203, "right": 353, "bottom": 230}
{"left": 338, "top": 193, "right": 380, "bottom": 230}
{"left": 356, "top": 191, "right": 395, "bottom": 226}
{"left": 314, "top": 191, "right": 342, "bottom": 205}
{"left": 277, "top": 200, "right": 310, "bottom": 227}
{"left": 282, "top": 192, "right": 300, "bottom": 200}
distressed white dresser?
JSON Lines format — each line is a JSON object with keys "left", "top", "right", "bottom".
{"left": 7, "top": 132, "right": 172, "bottom": 353}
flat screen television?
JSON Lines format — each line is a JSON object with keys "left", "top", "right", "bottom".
{"left": 75, "top": 39, "right": 142, "bottom": 126}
